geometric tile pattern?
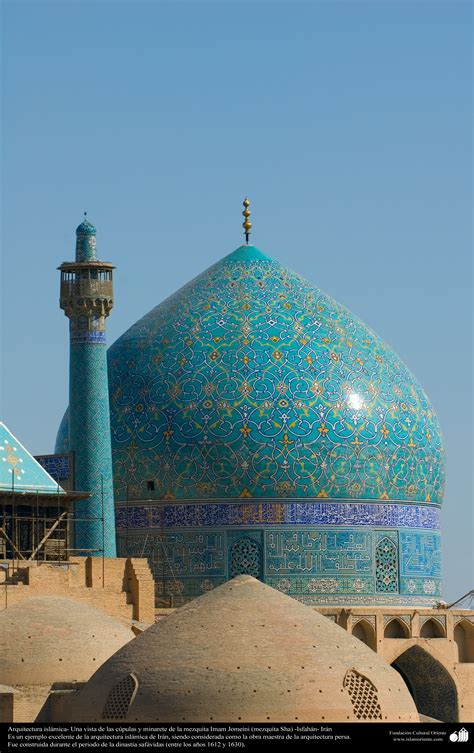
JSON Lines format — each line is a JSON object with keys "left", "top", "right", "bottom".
{"left": 419, "top": 614, "right": 446, "bottom": 629}
{"left": 352, "top": 615, "right": 376, "bottom": 628}
{"left": 116, "top": 525, "right": 441, "bottom": 605}
{"left": 375, "top": 536, "right": 399, "bottom": 592}
{"left": 383, "top": 614, "right": 411, "bottom": 628}
{"left": 266, "top": 529, "right": 372, "bottom": 574}
{"left": 70, "top": 343, "right": 116, "bottom": 556}
{"left": 229, "top": 535, "right": 262, "bottom": 579}
{"left": 399, "top": 531, "right": 441, "bottom": 577}
{"left": 120, "top": 531, "right": 227, "bottom": 577}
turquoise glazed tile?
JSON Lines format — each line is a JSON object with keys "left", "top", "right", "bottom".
{"left": 0, "top": 422, "right": 65, "bottom": 494}
{"left": 106, "top": 245, "right": 444, "bottom": 504}
{"left": 57, "top": 242, "right": 444, "bottom": 602}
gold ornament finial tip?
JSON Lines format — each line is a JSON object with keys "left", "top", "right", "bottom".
{"left": 242, "top": 197, "right": 252, "bottom": 244}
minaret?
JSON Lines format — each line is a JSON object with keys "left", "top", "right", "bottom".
{"left": 59, "top": 215, "right": 116, "bottom": 556}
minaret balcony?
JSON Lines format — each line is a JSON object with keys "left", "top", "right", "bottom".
{"left": 60, "top": 278, "right": 113, "bottom": 300}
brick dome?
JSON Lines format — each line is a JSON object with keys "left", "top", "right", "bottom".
{"left": 63, "top": 576, "right": 419, "bottom": 722}
{"left": 0, "top": 597, "right": 134, "bottom": 685}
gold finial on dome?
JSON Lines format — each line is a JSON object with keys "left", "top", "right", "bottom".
{"left": 242, "top": 197, "right": 252, "bottom": 244}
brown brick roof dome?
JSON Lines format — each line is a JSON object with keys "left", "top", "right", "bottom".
{"left": 64, "top": 576, "right": 418, "bottom": 722}
{"left": 0, "top": 596, "right": 134, "bottom": 685}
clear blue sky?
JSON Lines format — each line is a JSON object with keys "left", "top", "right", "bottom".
{"left": 1, "top": 1, "right": 472, "bottom": 601}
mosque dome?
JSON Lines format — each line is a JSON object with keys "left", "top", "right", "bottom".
{"left": 106, "top": 244, "right": 443, "bottom": 503}
{"left": 63, "top": 575, "right": 419, "bottom": 722}
{"left": 75, "top": 218, "right": 96, "bottom": 235}
{"left": 0, "top": 597, "right": 134, "bottom": 685}
{"left": 55, "top": 238, "right": 445, "bottom": 606}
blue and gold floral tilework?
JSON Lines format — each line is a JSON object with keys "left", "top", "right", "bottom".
{"left": 56, "top": 244, "right": 445, "bottom": 604}
{"left": 104, "top": 245, "right": 444, "bottom": 504}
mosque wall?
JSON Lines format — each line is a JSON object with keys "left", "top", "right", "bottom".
{"left": 0, "top": 556, "right": 155, "bottom": 624}
{"left": 6, "top": 686, "right": 50, "bottom": 723}
{"left": 0, "top": 691, "right": 14, "bottom": 722}
{"left": 117, "top": 509, "right": 441, "bottom": 606}
{"left": 317, "top": 607, "right": 474, "bottom": 723}
{"left": 455, "top": 664, "right": 474, "bottom": 723}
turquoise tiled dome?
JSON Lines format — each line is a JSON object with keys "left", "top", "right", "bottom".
{"left": 56, "top": 242, "right": 445, "bottom": 605}
{"left": 103, "top": 245, "right": 444, "bottom": 504}
{"left": 75, "top": 219, "right": 96, "bottom": 235}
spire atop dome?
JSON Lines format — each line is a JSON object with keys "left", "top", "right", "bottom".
{"left": 75, "top": 213, "right": 97, "bottom": 261}
{"left": 242, "top": 197, "right": 252, "bottom": 244}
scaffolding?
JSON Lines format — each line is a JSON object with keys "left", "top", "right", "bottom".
{"left": 120, "top": 488, "right": 180, "bottom": 608}
{"left": 0, "top": 476, "right": 106, "bottom": 573}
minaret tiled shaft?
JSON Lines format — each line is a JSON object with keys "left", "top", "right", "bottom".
{"left": 59, "top": 219, "right": 116, "bottom": 556}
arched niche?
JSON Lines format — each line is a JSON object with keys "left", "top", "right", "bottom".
{"left": 229, "top": 536, "right": 263, "bottom": 580}
{"left": 454, "top": 620, "right": 474, "bottom": 663}
{"left": 392, "top": 646, "right": 458, "bottom": 722}
{"left": 384, "top": 618, "right": 409, "bottom": 639}
{"left": 351, "top": 619, "right": 376, "bottom": 652}
{"left": 420, "top": 618, "right": 445, "bottom": 639}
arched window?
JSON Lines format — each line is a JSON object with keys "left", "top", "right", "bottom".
{"left": 384, "top": 618, "right": 409, "bottom": 639}
{"left": 344, "top": 669, "right": 382, "bottom": 720}
{"left": 420, "top": 618, "right": 445, "bottom": 638}
{"left": 102, "top": 673, "right": 139, "bottom": 720}
{"left": 454, "top": 621, "right": 474, "bottom": 663}
{"left": 352, "top": 619, "right": 376, "bottom": 652}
